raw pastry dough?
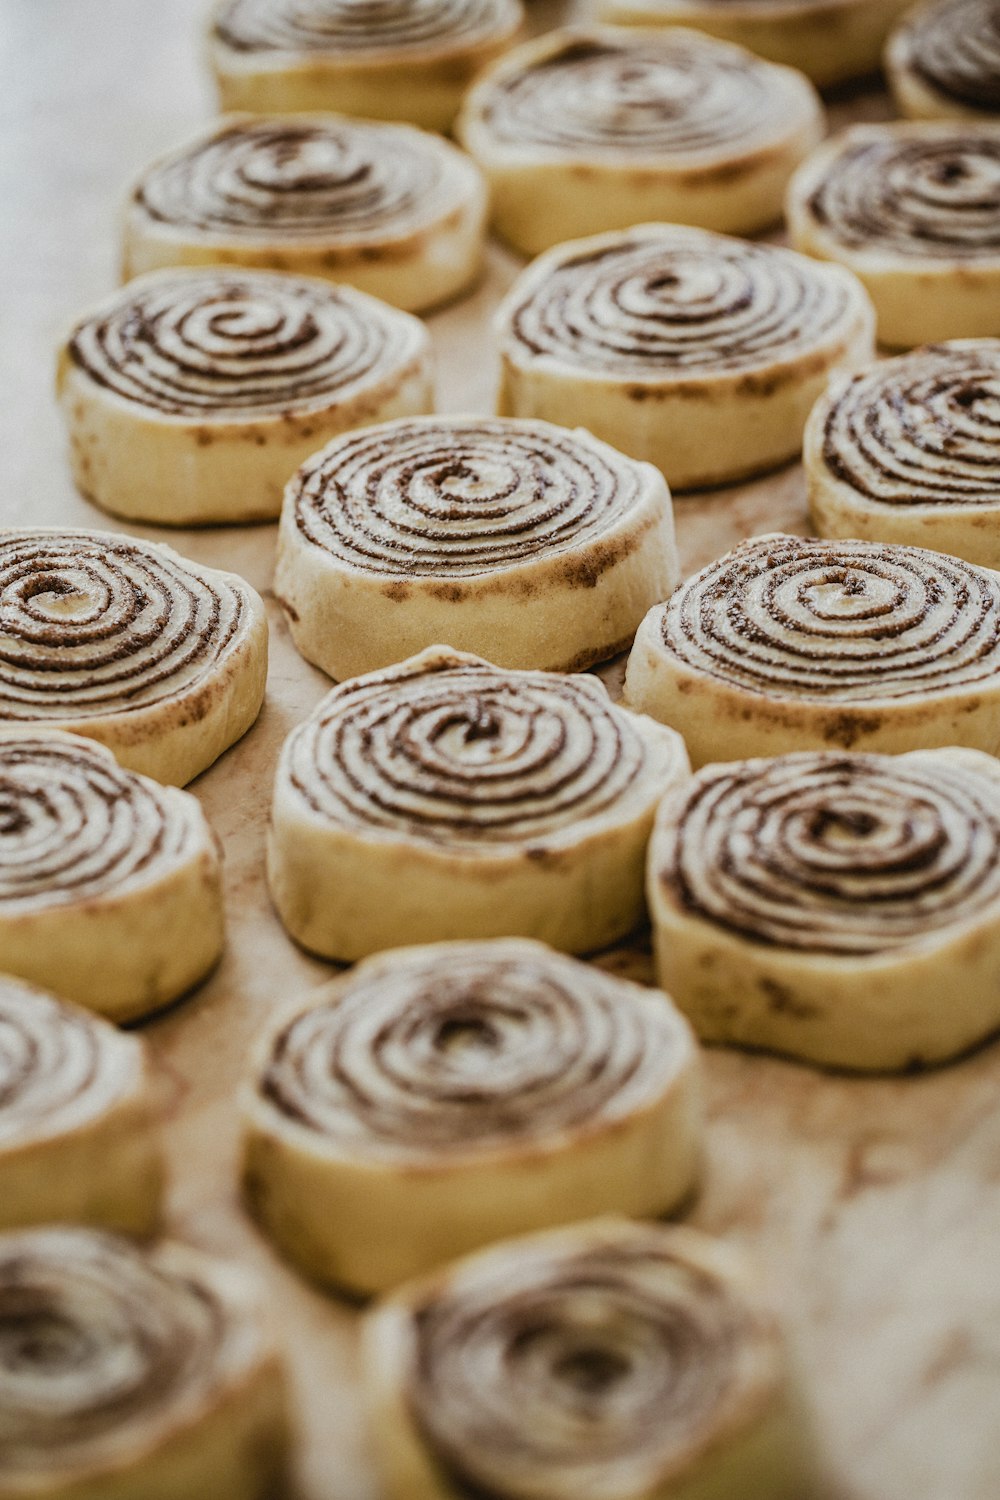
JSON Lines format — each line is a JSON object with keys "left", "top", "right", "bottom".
{"left": 456, "top": 26, "right": 823, "bottom": 255}
{"left": 0, "top": 529, "right": 268, "bottom": 786}
{"left": 0, "top": 975, "right": 163, "bottom": 1232}
{"left": 275, "top": 415, "right": 678, "bottom": 678}
{"left": 58, "top": 268, "right": 433, "bottom": 525}
{"left": 363, "top": 1218, "right": 813, "bottom": 1500}
{"left": 787, "top": 122, "right": 1000, "bottom": 347}
{"left": 0, "top": 1226, "right": 289, "bottom": 1500}
{"left": 805, "top": 339, "right": 1000, "bottom": 567}
{"left": 624, "top": 532, "right": 1000, "bottom": 766}
{"left": 122, "top": 115, "right": 487, "bottom": 314}
{"left": 649, "top": 748, "right": 1000, "bottom": 1069}
{"left": 495, "top": 223, "right": 875, "bottom": 489}
{"left": 242, "top": 938, "right": 702, "bottom": 1293}
{"left": 208, "top": 0, "right": 523, "bottom": 132}
{"left": 0, "top": 730, "right": 225, "bottom": 1020}
{"left": 267, "top": 646, "right": 690, "bottom": 959}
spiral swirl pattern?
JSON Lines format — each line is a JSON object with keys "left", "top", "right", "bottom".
{"left": 261, "top": 943, "right": 686, "bottom": 1156}
{"left": 135, "top": 118, "right": 460, "bottom": 241}
{"left": 504, "top": 226, "right": 860, "bottom": 377}
{"left": 0, "top": 1229, "right": 232, "bottom": 1479}
{"left": 405, "top": 1225, "right": 765, "bottom": 1500}
{"left": 0, "top": 532, "right": 251, "bottom": 722}
{"left": 476, "top": 31, "right": 805, "bottom": 157}
{"left": 69, "top": 271, "right": 425, "bottom": 418}
{"left": 657, "top": 751, "right": 1000, "bottom": 955}
{"left": 214, "top": 0, "right": 518, "bottom": 54}
{"left": 0, "top": 735, "right": 202, "bottom": 907}
{"left": 0, "top": 978, "right": 137, "bottom": 1146}
{"left": 897, "top": 0, "right": 1000, "bottom": 113}
{"left": 659, "top": 534, "right": 1000, "bottom": 702}
{"left": 284, "top": 654, "right": 648, "bottom": 845}
{"left": 820, "top": 341, "right": 1000, "bottom": 506}
{"left": 804, "top": 125, "right": 1000, "bottom": 257}
{"left": 290, "top": 418, "right": 647, "bottom": 577}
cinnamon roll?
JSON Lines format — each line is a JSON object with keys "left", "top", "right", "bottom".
{"left": 122, "top": 115, "right": 487, "bottom": 314}
{"left": 267, "top": 646, "right": 690, "bottom": 959}
{"left": 0, "top": 529, "right": 267, "bottom": 787}
{"left": 0, "top": 1227, "right": 289, "bottom": 1500}
{"left": 596, "top": 0, "right": 912, "bottom": 88}
{"left": 456, "top": 27, "right": 824, "bottom": 255}
{"left": 623, "top": 532, "right": 1000, "bottom": 767}
{"left": 0, "top": 976, "right": 163, "bottom": 1233}
{"left": 787, "top": 122, "right": 1000, "bottom": 348}
{"left": 805, "top": 340, "right": 1000, "bottom": 567}
{"left": 57, "top": 268, "right": 433, "bottom": 526}
{"left": 886, "top": 0, "right": 1000, "bottom": 121}
{"left": 363, "top": 1218, "right": 812, "bottom": 1500}
{"left": 649, "top": 748, "right": 1000, "bottom": 1068}
{"left": 495, "top": 224, "right": 875, "bottom": 490}
{"left": 0, "top": 731, "right": 224, "bottom": 1021}
{"left": 242, "top": 939, "right": 702, "bottom": 1294}
{"left": 275, "top": 415, "right": 678, "bottom": 679}
{"left": 208, "top": 0, "right": 523, "bottom": 132}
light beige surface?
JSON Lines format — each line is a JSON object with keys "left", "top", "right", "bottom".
{"left": 2, "top": 4, "right": 996, "bottom": 1500}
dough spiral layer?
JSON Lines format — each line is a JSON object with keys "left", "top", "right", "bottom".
{"left": 0, "top": 975, "right": 162, "bottom": 1232}
{"left": 787, "top": 122, "right": 1000, "bottom": 346}
{"left": 363, "top": 1219, "right": 809, "bottom": 1500}
{"left": 58, "top": 268, "right": 432, "bottom": 524}
{"left": 623, "top": 532, "right": 1000, "bottom": 765}
{"left": 0, "top": 731, "right": 224, "bottom": 1020}
{"left": 123, "top": 116, "right": 487, "bottom": 313}
{"left": 887, "top": 0, "right": 1000, "bottom": 119}
{"left": 496, "top": 223, "right": 875, "bottom": 488}
{"left": 243, "top": 939, "right": 702, "bottom": 1291}
{"left": 0, "top": 530, "right": 267, "bottom": 786}
{"left": 457, "top": 26, "right": 823, "bottom": 251}
{"left": 209, "top": 0, "right": 523, "bottom": 130}
{"left": 267, "top": 646, "right": 690, "bottom": 958}
{"left": 275, "top": 415, "right": 678, "bottom": 676}
{"left": 649, "top": 748, "right": 1000, "bottom": 1068}
{"left": 805, "top": 339, "right": 1000, "bottom": 565}
{"left": 0, "top": 1226, "right": 289, "bottom": 1500}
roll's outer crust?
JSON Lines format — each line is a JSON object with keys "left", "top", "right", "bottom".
{"left": 647, "top": 749, "right": 1000, "bottom": 1070}
{"left": 274, "top": 418, "right": 679, "bottom": 678}
{"left": 121, "top": 115, "right": 488, "bottom": 314}
{"left": 495, "top": 224, "right": 876, "bottom": 490}
{"left": 241, "top": 939, "right": 703, "bottom": 1293}
{"left": 455, "top": 27, "right": 825, "bottom": 255}
{"left": 56, "top": 271, "right": 434, "bottom": 526}
{"left": 267, "top": 646, "right": 692, "bottom": 960}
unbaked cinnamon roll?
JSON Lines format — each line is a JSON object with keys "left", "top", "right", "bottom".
{"left": 123, "top": 115, "right": 487, "bottom": 313}
{"left": 787, "top": 122, "right": 1000, "bottom": 347}
{"left": 805, "top": 340, "right": 1000, "bottom": 566}
{"left": 456, "top": 26, "right": 823, "bottom": 254}
{"left": 597, "top": 0, "right": 912, "bottom": 88}
{"left": 886, "top": 0, "right": 1000, "bottom": 121}
{"left": 624, "top": 532, "right": 1000, "bottom": 766}
{"left": 0, "top": 529, "right": 267, "bottom": 786}
{"left": 58, "top": 268, "right": 433, "bottom": 525}
{"left": 0, "top": 731, "right": 224, "bottom": 1020}
{"left": 275, "top": 415, "right": 678, "bottom": 678}
{"left": 0, "top": 1226, "right": 289, "bottom": 1500}
{"left": 649, "top": 747, "right": 1000, "bottom": 1068}
{"left": 267, "top": 645, "right": 690, "bottom": 959}
{"left": 363, "top": 1218, "right": 812, "bottom": 1500}
{"left": 495, "top": 223, "right": 875, "bottom": 490}
{"left": 208, "top": 0, "right": 523, "bottom": 131}
{"left": 243, "top": 939, "right": 702, "bottom": 1293}
{"left": 0, "top": 976, "right": 163, "bottom": 1232}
